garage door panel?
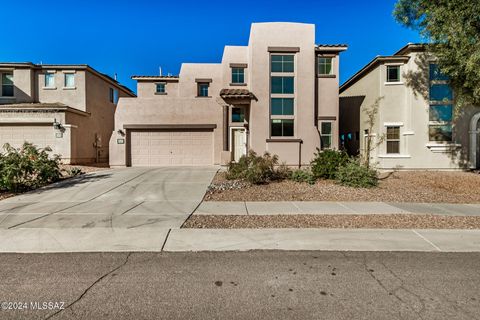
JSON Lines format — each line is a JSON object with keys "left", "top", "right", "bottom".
{"left": 0, "top": 125, "right": 56, "bottom": 153}
{"left": 130, "top": 129, "right": 213, "bottom": 167}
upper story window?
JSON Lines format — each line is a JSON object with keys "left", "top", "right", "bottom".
{"left": 271, "top": 98, "right": 294, "bottom": 115}
{"left": 44, "top": 72, "right": 55, "bottom": 88}
{"left": 428, "top": 63, "right": 453, "bottom": 142}
{"left": 386, "top": 126, "right": 400, "bottom": 154}
{"left": 109, "top": 88, "right": 119, "bottom": 104}
{"left": 156, "top": 83, "right": 166, "bottom": 94}
{"left": 386, "top": 65, "right": 400, "bottom": 83}
{"left": 64, "top": 73, "right": 75, "bottom": 88}
{"left": 271, "top": 55, "right": 294, "bottom": 73}
{"left": 231, "top": 68, "right": 245, "bottom": 84}
{"left": 318, "top": 57, "right": 333, "bottom": 75}
{"left": 1, "top": 73, "right": 14, "bottom": 97}
{"left": 271, "top": 77, "right": 294, "bottom": 94}
{"left": 198, "top": 83, "right": 209, "bottom": 97}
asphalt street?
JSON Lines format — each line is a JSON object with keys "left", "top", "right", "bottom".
{"left": 0, "top": 251, "right": 479, "bottom": 320}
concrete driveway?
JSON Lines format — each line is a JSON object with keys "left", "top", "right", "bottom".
{"left": 0, "top": 167, "right": 217, "bottom": 252}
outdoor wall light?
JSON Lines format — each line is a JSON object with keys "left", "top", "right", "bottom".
{"left": 53, "top": 118, "right": 63, "bottom": 130}
{"left": 117, "top": 129, "right": 125, "bottom": 136}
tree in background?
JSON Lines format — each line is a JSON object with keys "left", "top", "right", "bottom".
{"left": 394, "top": 0, "right": 480, "bottom": 108}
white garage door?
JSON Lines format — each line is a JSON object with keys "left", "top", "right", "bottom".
{"left": 0, "top": 125, "right": 56, "bottom": 152}
{"left": 130, "top": 130, "right": 213, "bottom": 166}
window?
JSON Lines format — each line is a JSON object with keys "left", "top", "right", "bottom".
{"left": 386, "top": 65, "right": 400, "bottom": 82}
{"left": 109, "top": 88, "right": 114, "bottom": 103}
{"left": 271, "top": 98, "right": 294, "bottom": 115}
{"left": 44, "top": 72, "right": 55, "bottom": 88}
{"left": 318, "top": 57, "right": 333, "bottom": 75}
{"left": 271, "top": 55, "right": 294, "bottom": 73}
{"left": 271, "top": 119, "right": 294, "bottom": 137}
{"left": 64, "top": 73, "right": 75, "bottom": 88}
{"left": 231, "top": 68, "right": 245, "bottom": 84}
{"left": 232, "top": 107, "right": 245, "bottom": 123}
{"left": 429, "top": 64, "right": 453, "bottom": 141}
{"left": 1, "top": 73, "right": 14, "bottom": 97}
{"left": 271, "top": 77, "right": 294, "bottom": 94}
{"left": 198, "top": 83, "right": 209, "bottom": 97}
{"left": 320, "top": 122, "right": 332, "bottom": 149}
{"left": 156, "top": 83, "right": 166, "bottom": 94}
{"left": 386, "top": 126, "right": 400, "bottom": 154}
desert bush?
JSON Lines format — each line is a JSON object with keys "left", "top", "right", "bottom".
{"left": 66, "top": 167, "right": 83, "bottom": 177}
{"left": 0, "top": 142, "right": 62, "bottom": 192}
{"left": 310, "top": 149, "right": 349, "bottom": 180}
{"left": 290, "top": 169, "right": 316, "bottom": 185}
{"left": 226, "top": 150, "right": 284, "bottom": 184}
{"left": 335, "top": 159, "right": 378, "bottom": 188}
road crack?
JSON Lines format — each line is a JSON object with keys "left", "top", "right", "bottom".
{"left": 44, "top": 252, "right": 132, "bottom": 320}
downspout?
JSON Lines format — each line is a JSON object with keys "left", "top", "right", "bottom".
{"left": 223, "top": 105, "right": 229, "bottom": 151}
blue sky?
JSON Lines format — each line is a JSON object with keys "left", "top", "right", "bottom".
{"left": 1, "top": 0, "right": 421, "bottom": 92}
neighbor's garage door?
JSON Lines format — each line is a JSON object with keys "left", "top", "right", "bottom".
{"left": 130, "top": 129, "right": 213, "bottom": 166}
{"left": 0, "top": 124, "right": 55, "bottom": 152}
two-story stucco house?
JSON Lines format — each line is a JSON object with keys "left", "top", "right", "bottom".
{"left": 339, "top": 44, "right": 480, "bottom": 170}
{"left": 109, "top": 22, "right": 347, "bottom": 167}
{"left": 0, "top": 63, "right": 135, "bottom": 163}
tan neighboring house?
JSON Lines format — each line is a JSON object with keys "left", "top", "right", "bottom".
{"left": 110, "top": 22, "right": 347, "bottom": 167}
{"left": 339, "top": 44, "right": 480, "bottom": 170}
{"left": 0, "top": 63, "right": 135, "bottom": 164}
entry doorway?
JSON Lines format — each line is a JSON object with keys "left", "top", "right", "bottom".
{"left": 232, "top": 128, "right": 247, "bottom": 162}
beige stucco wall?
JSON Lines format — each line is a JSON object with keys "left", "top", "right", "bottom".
{"left": 0, "top": 64, "right": 134, "bottom": 164}
{"left": 341, "top": 51, "right": 480, "bottom": 170}
{"left": 111, "top": 22, "right": 344, "bottom": 167}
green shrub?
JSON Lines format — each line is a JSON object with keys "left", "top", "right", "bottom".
{"left": 0, "top": 142, "right": 62, "bottom": 192}
{"left": 67, "top": 167, "right": 83, "bottom": 177}
{"left": 310, "top": 149, "right": 349, "bottom": 180}
{"left": 290, "top": 169, "right": 316, "bottom": 185}
{"left": 226, "top": 150, "right": 283, "bottom": 184}
{"left": 335, "top": 159, "right": 378, "bottom": 188}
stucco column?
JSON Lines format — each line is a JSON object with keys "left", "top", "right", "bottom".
{"left": 223, "top": 105, "right": 229, "bottom": 151}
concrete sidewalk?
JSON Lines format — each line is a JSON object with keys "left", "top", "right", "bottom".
{"left": 164, "top": 228, "right": 480, "bottom": 252}
{"left": 195, "top": 201, "right": 480, "bottom": 216}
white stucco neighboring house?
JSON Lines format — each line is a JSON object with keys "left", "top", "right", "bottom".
{"left": 339, "top": 43, "right": 480, "bottom": 170}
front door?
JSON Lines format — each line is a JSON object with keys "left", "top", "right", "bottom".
{"left": 233, "top": 129, "right": 246, "bottom": 162}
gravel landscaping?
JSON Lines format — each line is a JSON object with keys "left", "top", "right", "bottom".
{"left": 205, "top": 171, "right": 480, "bottom": 203}
{"left": 183, "top": 214, "right": 480, "bottom": 229}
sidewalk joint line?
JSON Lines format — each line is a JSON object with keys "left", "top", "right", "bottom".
{"left": 412, "top": 229, "right": 442, "bottom": 252}
{"left": 244, "top": 202, "right": 249, "bottom": 215}
{"left": 291, "top": 202, "right": 302, "bottom": 214}
{"left": 161, "top": 229, "right": 172, "bottom": 252}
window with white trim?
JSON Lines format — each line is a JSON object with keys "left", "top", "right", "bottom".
{"left": 320, "top": 122, "right": 332, "bottom": 149}
{"left": 44, "top": 72, "right": 55, "bottom": 88}
{"left": 386, "top": 65, "right": 400, "bottom": 82}
{"left": 318, "top": 57, "right": 333, "bottom": 75}
{"left": 64, "top": 73, "right": 75, "bottom": 88}
{"left": 386, "top": 126, "right": 400, "bottom": 154}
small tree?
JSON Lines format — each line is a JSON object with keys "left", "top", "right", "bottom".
{"left": 363, "top": 97, "right": 385, "bottom": 168}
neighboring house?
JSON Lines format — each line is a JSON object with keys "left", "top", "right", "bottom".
{"left": 0, "top": 63, "right": 135, "bottom": 164}
{"left": 339, "top": 44, "right": 480, "bottom": 170}
{"left": 110, "top": 22, "right": 347, "bottom": 167}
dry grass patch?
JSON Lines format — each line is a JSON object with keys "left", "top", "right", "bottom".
{"left": 205, "top": 171, "right": 480, "bottom": 203}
